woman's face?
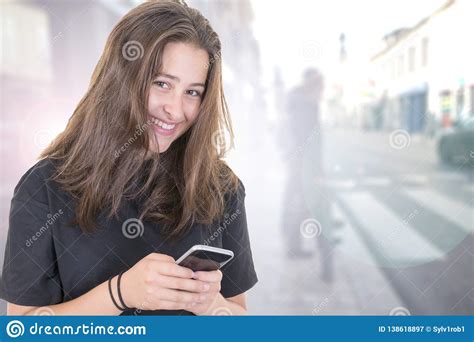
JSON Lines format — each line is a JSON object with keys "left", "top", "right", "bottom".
{"left": 147, "top": 42, "right": 209, "bottom": 153}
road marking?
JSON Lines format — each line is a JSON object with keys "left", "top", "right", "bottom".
{"left": 403, "top": 189, "right": 474, "bottom": 234}
{"left": 339, "top": 192, "right": 445, "bottom": 266}
{"left": 400, "top": 174, "right": 428, "bottom": 185}
{"left": 321, "top": 179, "right": 356, "bottom": 189}
{"left": 333, "top": 204, "right": 380, "bottom": 263}
{"left": 360, "top": 177, "right": 391, "bottom": 187}
{"left": 432, "top": 172, "right": 467, "bottom": 182}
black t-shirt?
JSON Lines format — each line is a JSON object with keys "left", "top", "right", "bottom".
{"left": 0, "top": 158, "right": 258, "bottom": 315}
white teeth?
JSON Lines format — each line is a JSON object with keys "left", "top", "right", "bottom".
{"left": 151, "top": 117, "right": 176, "bottom": 130}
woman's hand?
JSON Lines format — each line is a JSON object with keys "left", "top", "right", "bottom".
{"left": 120, "top": 253, "right": 212, "bottom": 311}
{"left": 186, "top": 270, "right": 223, "bottom": 315}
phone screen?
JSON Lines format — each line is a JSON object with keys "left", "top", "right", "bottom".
{"left": 178, "top": 250, "right": 232, "bottom": 272}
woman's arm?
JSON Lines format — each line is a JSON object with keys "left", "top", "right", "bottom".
{"left": 8, "top": 274, "right": 124, "bottom": 315}
{"left": 7, "top": 253, "right": 211, "bottom": 316}
{"left": 8, "top": 276, "right": 249, "bottom": 316}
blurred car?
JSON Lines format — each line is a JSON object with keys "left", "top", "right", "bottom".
{"left": 437, "top": 114, "right": 474, "bottom": 165}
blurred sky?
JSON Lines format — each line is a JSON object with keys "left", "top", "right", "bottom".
{"left": 251, "top": 0, "right": 448, "bottom": 87}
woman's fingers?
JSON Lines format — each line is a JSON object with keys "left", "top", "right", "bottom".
{"left": 154, "top": 288, "right": 207, "bottom": 304}
{"left": 157, "top": 275, "right": 210, "bottom": 293}
{"left": 154, "top": 261, "right": 194, "bottom": 279}
{"left": 193, "top": 270, "right": 222, "bottom": 283}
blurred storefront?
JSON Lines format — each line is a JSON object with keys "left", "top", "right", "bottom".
{"left": 368, "top": 0, "right": 473, "bottom": 133}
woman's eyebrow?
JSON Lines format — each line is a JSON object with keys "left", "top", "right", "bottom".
{"left": 157, "top": 73, "right": 205, "bottom": 88}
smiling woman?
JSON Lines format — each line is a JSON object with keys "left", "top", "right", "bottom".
{"left": 1, "top": 0, "right": 258, "bottom": 316}
{"left": 147, "top": 42, "right": 209, "bottom": 151}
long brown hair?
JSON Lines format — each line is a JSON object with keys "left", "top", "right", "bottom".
{"left": 40, "top": 0, "right": 239, "bottom": 239}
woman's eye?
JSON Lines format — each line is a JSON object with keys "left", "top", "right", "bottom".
{"left": 187, "top": 90, "right": 201, "bottom": 97}
{"left": 154, "top": 81, "right": 169, "bottom": 89}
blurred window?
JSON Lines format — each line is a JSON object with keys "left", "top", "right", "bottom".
{"left": 421, "top": 37, "right": 429, "bottom": 67}
{"left": 398, "top": 54, "right": 404, "bottom": 76}
{"left": 0, "top": 3, "right": 52, "bottom": 81}
{"left": 408, "top": 46, "right": 416, "bottom": 72}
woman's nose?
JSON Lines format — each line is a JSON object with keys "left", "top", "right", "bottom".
{"left": 163, "top": 92, "right": 185, "bottom": 122}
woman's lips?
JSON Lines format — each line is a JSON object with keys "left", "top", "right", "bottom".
{"left": 149, "top": 116, "right": 179, "bottom": 137}
{"left": 152, "top": 123, "right": 178, "bottom": 136}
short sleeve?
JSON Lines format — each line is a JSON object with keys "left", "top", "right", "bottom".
{"left": 219, "top": 179, "right": 258, "bottom": 298}
{"left": 1, "top": 161, "right": 63, "bottom": 306}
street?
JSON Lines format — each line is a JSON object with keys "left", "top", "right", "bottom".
{"left": 235, "top": 127, "right": 473, "bottom": 315}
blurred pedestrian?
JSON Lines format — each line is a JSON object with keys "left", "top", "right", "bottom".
{"left": 279, "top": 68, "right": 324, "bottom": 258}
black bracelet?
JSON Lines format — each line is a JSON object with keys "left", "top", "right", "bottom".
{"left": 108, "top": 275, "right": 125, "bottom": 311}
{"left": 117, "top": 271, "right": 133, "bottom": 310}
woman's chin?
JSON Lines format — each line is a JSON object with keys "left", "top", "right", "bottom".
{"left": 157, "top": 142, "right": 170, "bottom": 153}
{"left": 147, "top": 137, "right": 170, "bottom": 155}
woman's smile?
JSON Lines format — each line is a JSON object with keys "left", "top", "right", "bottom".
{"left": 149, "top": 115, "right": 180, "bottom": 137}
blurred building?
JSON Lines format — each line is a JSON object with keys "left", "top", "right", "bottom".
{"left": 368, "top": 0, "right": 473, "bottom": 133}
{"left": 189, "top": 0, "right": 267, "bottom": 144}
{"left": 0, "top": 0, "right": 138, "bottom": 266}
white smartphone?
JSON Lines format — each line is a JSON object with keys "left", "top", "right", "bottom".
{"left": 175, "top": 245, "right": 234, "bottom": 272}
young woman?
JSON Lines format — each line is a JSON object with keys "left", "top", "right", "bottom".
{"left": 1, "top": 0, "right": 258, "bottom": 316}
